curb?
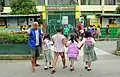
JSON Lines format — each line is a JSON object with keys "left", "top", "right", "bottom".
{"left": 98, "top": 38, "right": 120, "bottom": 41}
{"left": 0, "top": 54, "right": 44, "bottom": 60}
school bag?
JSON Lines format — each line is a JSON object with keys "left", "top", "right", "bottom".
{"left": 67, "top": 43, "right": 79, "bottom": 58}
{"left": 83, "top": 37, "right": 94, "bottom": 54}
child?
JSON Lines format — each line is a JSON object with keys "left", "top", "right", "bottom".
{"left": 80, "top": 31, "right": 97, "bottom": 71}
{"left": 43, "top": 34, "right": 53, "bottom": 70}
{"left": 66, "top": 34, "right": 79, "bottom": 71}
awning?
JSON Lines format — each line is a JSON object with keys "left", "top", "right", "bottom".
{"left": 96, "top": 14, "right": 120, "bottom": 17}
{"left": 0, "top": 14, "right": 41, "bottom": 18}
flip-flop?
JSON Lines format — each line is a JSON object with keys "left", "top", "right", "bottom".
{"left": 51, "top": 70, "right": 56, "bottom": 74}
{"left": 63, "top": 66, "right": 67, "bottom": 69}
{"left": 35, "top": 64, "right": 40, "bottom": 66}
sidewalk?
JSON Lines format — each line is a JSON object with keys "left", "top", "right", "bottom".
{"left": 0, "top": 47, "right": 120, "bottom": 77}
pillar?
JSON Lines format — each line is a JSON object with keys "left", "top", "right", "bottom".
{"left": 101, "top": 0, "right": 104, "bottom": 14}
{"left": 45, "top": 0, "right": 48, "bottom": 5}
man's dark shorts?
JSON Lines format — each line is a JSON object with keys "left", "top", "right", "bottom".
{"left": 30, "top": 46, "right": 42, "bottom": 58}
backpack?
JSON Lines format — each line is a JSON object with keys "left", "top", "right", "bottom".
{"left": 83, "top": 38, "right": 94, "bottom": 54}
{"left": 67, "top": 43, "right": 79, "bottom": 58}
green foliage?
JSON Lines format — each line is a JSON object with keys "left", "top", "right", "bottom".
{"left": 116, "top": 5, "right": 120, "bottom": 14}
{"left": 0, "top": 30, "right": 28, "bottom": 44}
{"left": 10, "top": 0, "right": 38, "bottom": 15}
{"left": 117, "top": 28, "right": 120, "bottom": 38}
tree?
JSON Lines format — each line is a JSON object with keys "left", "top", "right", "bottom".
{"left": 0, "top": 0, "right": 4, "bottom": 12}
{"left": 10, "top": 0, "right": 38, "bottom": 15}
{"left": 116, "top": 5, "right": 120, "bottom": 14}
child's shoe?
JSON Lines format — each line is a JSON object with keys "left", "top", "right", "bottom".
{"left": 85, "top": 65, "right": 88, "bottom": 69}
{"left": 70, "top": 67, "right": 74, "bottom": 71}
{"left": 87, "top": 67, "right": 91, "bottom": 71}
{"left": 44, "top": 66, "right": 48, "bottom": 70}
{"left": 49, "top": 65, "right": 53, "bottom": 69}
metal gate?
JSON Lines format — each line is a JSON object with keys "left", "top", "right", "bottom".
{"left": 47, "top": 12, "right": 75, "bottom": 36}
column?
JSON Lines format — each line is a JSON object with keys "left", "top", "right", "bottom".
{"left": 101, "top": 0, "right": 104, "bottom": 14}
{"left": 45, "top": 0, "right": 48, "bottom": 5}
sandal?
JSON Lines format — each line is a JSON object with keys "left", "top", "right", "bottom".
{"left": 63, "top": 66, "right": 67, "bottom": 69}
{"left": 51, "top": 70, "right": 56, "bottom": 74}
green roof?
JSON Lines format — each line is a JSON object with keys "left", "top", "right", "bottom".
{"left": 0, "top": 14, "right": 41, "bottom": 18}
{"left": 96, "top": 14, "right": 120, "bottom": 17}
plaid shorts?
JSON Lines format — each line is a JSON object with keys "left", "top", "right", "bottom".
{"left": 30, "top": 46, "right": 42, "bottom": 58}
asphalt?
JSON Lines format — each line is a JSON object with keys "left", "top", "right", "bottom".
{"left": 0, "top": 41, "right": 120, "bottom": 77}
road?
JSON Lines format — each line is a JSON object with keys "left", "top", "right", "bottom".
{"left": 0, "top": 41, "right": 120, "bottom": 77}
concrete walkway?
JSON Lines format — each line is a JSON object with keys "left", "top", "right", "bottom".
{"left": 0, "top": 47, "right": 120, "bottom": 77}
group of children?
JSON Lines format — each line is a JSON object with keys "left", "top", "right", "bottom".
{"left": 42, "top": 29, "right": 98, "bottom": 74}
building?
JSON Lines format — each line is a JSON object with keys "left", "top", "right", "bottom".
{"left": 0, "top": 0, "right": 120, "bottom": 35}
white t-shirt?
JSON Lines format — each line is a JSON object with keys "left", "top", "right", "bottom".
{"left": 26, "top": 28, "right": 43, "bottom": 46}
{"left": 43, "top": 39, "right": 51, "bottom": 50}
{"left": 52, "top": 33, "right": 65, "bottom": 52}
{"left": 81, "top": 37, "right": 95, "bottom": 44}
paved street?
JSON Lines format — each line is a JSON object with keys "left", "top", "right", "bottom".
{"left": 0, "top": 41, "right": 120, "bottom": 77}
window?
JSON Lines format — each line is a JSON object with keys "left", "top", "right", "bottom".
{"left": 48, "top": 0, "right": 71, "bottom": 5}
{"left": 0, "top": 0, "right": 4, "bottom": 7}
{"left": 109, "top": 18, "right": 116, "bottom": 24}
{"left": 105, "top": 0, "right": 116, "bottom": 5}
{"left": 35, "top": 0, "right": 45, "bottom": 5}
{"left": 117, "top": 0, "right": 120, "bottom": 4}
{"left": 81, "top": 0, "right": 101, "bottom": 5}
{"left": 5, "top": 0, "right": 12, "bottom": 6}
{"left": 81, "top": 0, "right": 87, "bottom": 5}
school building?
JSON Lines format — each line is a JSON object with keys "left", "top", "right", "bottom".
{"left": 0, "top": 0, "right": 120, "bottom": 37}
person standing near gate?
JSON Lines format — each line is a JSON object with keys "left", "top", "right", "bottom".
{"left": 51, "top": 28, "right": 67, "bottom": 74}
{"left": 105, "top": 25, "right": 109, "bottom": 40}
{"left": 12, "top": 22, "right": 43, "bottom": 72}
{"left": 63, "top": 25, "right": 69, "bottom": 38}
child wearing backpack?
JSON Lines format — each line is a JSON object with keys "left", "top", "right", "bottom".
{"left": 43, "top": 34, "right": 53, "bottom": 70}
{"left": 80, "top": 31, "right": 97, "bottom": 71}
{"left": 66, "top": 34, "right": 79, "bottom": 71}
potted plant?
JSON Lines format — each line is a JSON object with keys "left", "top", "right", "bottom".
{"left": 0, "top": 30, "right": 30, "bottom": 54}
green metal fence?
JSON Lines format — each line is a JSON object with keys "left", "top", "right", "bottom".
{"left": 47, "top": 12, "right": 75, "bottom": 36}
{"left": 101, "top": 27, "right": 119, "bottom": 38}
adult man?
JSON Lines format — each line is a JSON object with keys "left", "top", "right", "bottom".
{"left": 13, "top": 22, "right": 43, "bottom": 72}
{"left": 51, "top": 28, "right": 67, "bottom": 74}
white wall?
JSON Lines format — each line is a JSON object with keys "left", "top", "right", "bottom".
{"left": 80, "top": 5, "right": 117, "bottom": 12}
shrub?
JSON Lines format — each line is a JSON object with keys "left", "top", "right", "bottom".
{"left": 0, "top": 30, "right": 28, "bottom": 44}
{"left": 117, "top": 28, "right": 120, "bottom": 38}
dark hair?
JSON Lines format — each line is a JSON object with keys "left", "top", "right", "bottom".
{"left": 70, "top": 34, "right": 78, "bottom": 43}
{"left": 57, "top": 28, "right": 62, "bottom": 32}
{"left": 43, "top": 34, "right": 51, "bottom": 41}
{"left": 28, "top": 25, "right": 31, "bottom": 28}
{"left": 84, "top": 31, "right": 92, "bottom": 38}
{"left": 98, "top": 25, "right": 100, "bottom": 28}
{"left": 20, "top": 25, "right": 23, "bottom": 30}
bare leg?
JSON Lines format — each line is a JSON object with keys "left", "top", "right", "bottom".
{"left": 51, "top": 52, "right": 59, "bottom": 74}
{"left": 60, "top": 52, "right": 67, "bottom": 68}
{"left": 87, "top": 61, "right": 92, "bottom": 71}
{"left": 70, "top": 61, "right": 74, "bottom": 71}
{"left": 31, "top": 57, "right": 35, "bottom": 72}
{"left": 106, "top": 34, "right": 109, "bottom": 40}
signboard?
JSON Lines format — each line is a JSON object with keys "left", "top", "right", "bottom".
{"left": 46, "top": 6, "right": 75, "bottom": 11}
{"left": 62, "top": 16, "right": 68, "bottom": 25}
